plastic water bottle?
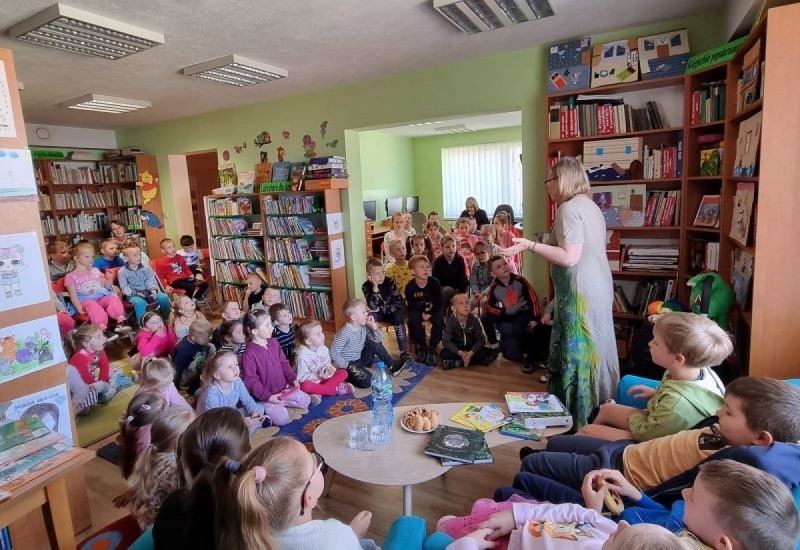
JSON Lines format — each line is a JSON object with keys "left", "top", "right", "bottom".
{"left": 370, "top": 361, "right": 394, "bottom": 445}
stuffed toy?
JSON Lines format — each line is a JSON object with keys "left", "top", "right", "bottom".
{"left": 687, "top": 272, "right": 735, "bottom": 330}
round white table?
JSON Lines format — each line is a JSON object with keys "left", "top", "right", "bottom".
{"left": 312, "top": 402, "right": 572, "bottom": 515}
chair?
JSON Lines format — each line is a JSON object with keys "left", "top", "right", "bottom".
{"left": 493, "top": 204, "right": 515, "bottom": 226}
{"left": 410, "top": 211, "right": 426, "bottom": 236}
{"left": 151, "top": 256, "right": 213, "bottom": 314}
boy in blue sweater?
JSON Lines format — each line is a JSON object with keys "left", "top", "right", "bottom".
{"left": 92, "top": 239, "right": 125, "bottom": 272}
{"left": 118, "top": 243, "right": 171, "bottom": 324}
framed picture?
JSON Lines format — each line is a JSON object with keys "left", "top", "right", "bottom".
{"left": 693, "top": 195, "right": 721, "bottom": 228}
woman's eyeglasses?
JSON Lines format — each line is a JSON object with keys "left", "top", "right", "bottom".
{"left": 299, "top": 452, "right": 325, "bottom": 516}
{"left": 544, "top": 177, "right": 557, "bottom": 186}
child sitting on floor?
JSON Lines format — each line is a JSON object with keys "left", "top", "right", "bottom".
{"left": 385, "top": 239, "right": 413, "bottom": 297}
{"left": 580, "top": 312, "right": 730, "bottom": 442}
{"left": 65, "top": 325, "right": 124, "bottom": 413}
{"left": 128, "top": 408, "right": 194, "bottom": 529}
{"left": 441, "top": 293, "right": 496, "bottom": 370}
{"left": 295, "top": 320, "right": 354, "bottom": 398}
{"left": 212, "top": 300, "right": 242, "bottom": 348}
{"left": 119, "top": 391, "right": 167, "bottom": 479}
{"left": 171, "top": 295, "right": 206, "bottom": 341}
{"left": 218, "top": 319, "right": 246, "bottom": 361}
{"left": 362, "top": 257, "right": 411, "bottom": 370}
{"left": 242, "top": 310, "right": 313, "bottom": 426}
{"left": 137, "top": 357, "right": 192, "bottom": 410}
{"left": 131, "top": 311, "right": 176, "bottom": 376}
{"left": 173, "top": 318, "right": 216, "bottom": 394}
{"left": 269, "top": 303, "right": 296, "bottom": 362}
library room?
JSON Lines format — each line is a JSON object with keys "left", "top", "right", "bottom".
{"left": 0, "top": 0, "right": 798, "bottom": 549}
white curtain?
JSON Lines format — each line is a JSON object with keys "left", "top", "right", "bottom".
{"left": 441, "top": 141, "right": 523, "bottom": 219}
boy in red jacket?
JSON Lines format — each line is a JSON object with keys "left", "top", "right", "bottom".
{"left": 155, "top": 238, "right": 209, "bottom": 300}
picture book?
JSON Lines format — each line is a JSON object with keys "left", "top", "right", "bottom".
{"left": 590, "top": 183, "right": 647, "bottom": 228}
{"left": 547, "top": 38, "right": 591, "bottom": 94}
{"left": 729, "top": 182, "right": 756, "bottom": 246}
{"left": 591, "top": 38, "right": 639, "bottom": 88}
{"left": 637, "top": 29, "right": 690, "bottom": 79}
{"left": 583, "top": 137, "right": 643, "bottom": 181}
{"left": 499, "top": 418, "right": 546, "bottom": 442}
{"left": 0, "top": 415, "right": 49, "bottom": 453}
{"left": 739, "top": 39, "right": 761, "bottom": 110}
{"left": 512, "top": 410, "right": 573, "bottom": 428}
{"left": 254, "top": 162, "right": 272, "bottom": 184}
{"left": 733, "top": 111, "right": 762, "bottom": 177}
{"left": 424, "top": 425, "right": 485, "bottom": 464}
{"left": 272, "top": 161, "right": 291, "bottom": 183}
{"left": 504, "top": 392, "right": 564, "bottom": 414}
{"left": 218, "top": 163, "right": 236, "bottom": 187}
{"left": 450, "top": 403, "right": 511, "bottom": 433}
{"left": 731, "top": 248, "right": 754, "bottom": 309}
{"left": 440, "top": 440, "right": 494, "bottom": 466}
{"left": 693, "top": 195, "right": 721, "bottom": 228}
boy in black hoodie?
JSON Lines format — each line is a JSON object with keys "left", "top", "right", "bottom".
{"left": 432, "top": 234, "right": 469, "bottom": 313}
{"left": 441, "top": 293, "right": 497, "bottom": 370}
{"left": 405, "top": 255, "right": 442, "bottom": 367}
{"left": 362, "top": 258, "right": 410, "bottom": 375}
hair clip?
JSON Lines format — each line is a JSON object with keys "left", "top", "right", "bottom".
{"left": 141, "top": 403, "right": 151, "bottom": 411}
{"left": 126, "top": 415, "right": 134, "bottom": 423}
{"left": 252, "top": 465, "right": 266, "bottom": 484}
{"left": 224, "top": 459, "right": 242, "bottom": 474}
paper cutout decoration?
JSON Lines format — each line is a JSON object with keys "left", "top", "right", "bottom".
{"left": 591, "top": 38, "right": 639, "bottom": 88}
{"left": 0, "top": 315, "right": 66, "bottom": 386}
{"left": 0, "top": 61, "right": 17, "bottom": 138}
{"left": 282, "top": 131, "right": 290, "bottom": 140}
{"left": 0, "top": 231, "right": 49, "bottom": 311}
{"left": 141, "top": 210, "right": 163, "bottom": 228}
{"left": 242, "top": 141, "right": 247, "bottom": 149}
{"left": 254, "top": 131, "right": 272, "bottom": 147}
{"left": 0, "top": 148, "right": 36, "bottom": 199}
{"left": 638, "top": 29, "right": 690, "bottom": 79}
{"left": 320, "top": 121, "right": 328, "bottom": 138}
{"left": 277, "top": 146, "right": 285, "bottom": 163}
{"left": 302, "top": 135, "right": 317, "bottom": 160}
{"left": 2, "top": 384, "right": 73, "bottom": 444}
{"left": 547, "top": 38, "right": 591, "bottom": 93}
{"left": 234, "top": 145, "right": 243, "bottom": 154}
{"left": 222, "top": 150, "right": 230, "bottom": 161}
{"left": 260, "top": 151, "right": 269, "bottom": 163}
{"left": 138, "top": 171, "right": 158, "bottom": 205}
{"left": 326, "top": 139, "right": 339, "bottom": 149}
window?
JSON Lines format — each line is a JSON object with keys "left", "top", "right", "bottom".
{"left": 441, "top": 141, "right": 522, "bottom": 219}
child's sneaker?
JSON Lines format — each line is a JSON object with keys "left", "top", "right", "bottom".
{"left": 261, "top": 416, "right": 274, "bottom": 429}
{"left": 335, "top": 382, "right": 355, "bottom": 396}
{"left": 414, "top": 344, "right": 428, "bottom": 364}
{"left": 390, "top": 358, "right": 409, "bottom": 377}
{"left": 522, "top": 354, "right": 535, "bottom": 374}
{"left": 310, "top": 394, "right": 322, "bottom": 406}
{"left": 345, "top": 363, "right": 372, "bottom": 389}
{"left": 424, "top": 350, "right": 437, "bottom": 367}
{"left": 441, "top": 359, "right": 460, "bottom": 371}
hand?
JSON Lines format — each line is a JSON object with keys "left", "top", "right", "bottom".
{"left": 244, "top": 287, "right": 252, "bottom": 296}
{"left": 112, "top": 490, "right": 131, "bottom": 508}
{"left": 460, "top": 528, "right": 496, "bottom": 549}
{"left": 502, "top": 237, "right": 536, "bottom": 256}
{"left": 293, "top": 379, "right": 300, "bottom": 388}
{"left": 422, "top": 313, "right": 431, "bottom": 321}
{"left": 350, "top": 510, "right": 372, "bottom": 539}
{"left": 478, "top": 510, "right": 515, "bottom": 540}
{"left": 594, "top": 469, "right": 642, "bottom": 501}
{"left": 246, "top": 416, "right": 262, "bottom": 429}
{"left": 268, "top": 394, "right": 283, "bottom": 404}
{"left": 365, "top": 315, "right": 378, "bottom": 330}
{"left": 461, "top": 350, "right": 474, "bottom": 367}
{"left": 581, "top": 471, "right": 609, "bottom": 512}
{"left": 627, "top": 385, "right": 657, "bottom": 400}
{"left": 527, "top": 320, "right": 539, "bottom": 331}
{"left": 368, "top": 275, "right": 379, "bottom": 292}
{"left": 166, "top": 286, "right": 173, "bottom": 294}
{"left": 541, "top": 312, "right": 552, "bottom": 325}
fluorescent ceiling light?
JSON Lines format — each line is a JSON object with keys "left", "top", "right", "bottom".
{"left": 9, "top": 4, "right": 164, "bottom": 60}
{"left": 435, "top": 124, "right": 475, "bottom": 134}
{"left": 61, "top": 93, "right": 151, "bottom": 113}
{"left": 433, "top": 0, "right": 555, "bottom": 34}
{"left": 182, "top": 55, "right": 288, "bottom": 87}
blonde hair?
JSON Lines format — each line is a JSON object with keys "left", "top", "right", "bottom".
{"left": 480, "top": 224, "right": 497, "bottom": 238}
{"left": 200, "top": 350, "right": 239, "bottom": 391}
{"left": 465, "top": 197, "right": 479, "bottom": 211}
{"left": 189, "top": 318, "right": 213, "bottom": 338}
{"left": 408, "top": 255, "right": 430, "bottom": 269}
{"left": 64, "top": 324, "right": 104, "bottom": 357}
{"left": 548, "top": 156, "right": 590, "bottom": 203}
{"left": 652, "top": 312, "right": 733, "bottom": 368}
{"left": 71, "top": 241, "right": 95, "bottom": 257}
{"left": 614, "top": 527, "right": 697, "bottom": 550}
{"left": 47, "top": 240, "right": 69, "bottom": 254}
{"left": 697, "top": 459, "right": 799, "bottom": 549}
{"left": 217, "top": 438, "right": 309, "bottom": 550}
{"left": 141, "top": 357, "right": 175, "bottom": 387}
{"left": 172, "top": 295, "right": 194, "bottom": 316}
{"left": 440, "top": 234, "right": 456, "bottom": 247}
{"left": 343, "top": 298, "right": 366, "bottom": 319}
{"left": 297, "top": 320, "right": 321, "bottom": 345}
{"left": 100, "top": 238, "right": 117, "bottom": 249}
{"left": 388, "top": 238, "right": 405, "bottom": 253}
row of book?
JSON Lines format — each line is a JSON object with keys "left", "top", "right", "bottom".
{"left": 690, "top": 81, "right": 726, "bottom": 125}
{"left": 209, "top": 237, "right": 265, "bottom": 260}
{"left": 263, "top": 194, "right": 324, "bottom": 215}
{"left": 633, "top": 279, "right": 675, "bottom": 316}
{"left": 258, "top": 263, "right": 323, "bottom": 290}
{"left": 305, "top": 156, "right": 348, "bottom": 180}
{"left": 280, "top": 289, "right": 333, "bottom": 321}
{"left": 265, "top": 238, "right": 313, "bottom": 263}
{"left": 41, "top": 212, "right": 108, "bottom": 235}
{"left": 642, "top": 141, "right": 682, "bottom": 180}
{"left": 49, "top": 187, "right": 142, "bottom": 210}
{"left": 208, "top": 197, "right": 254, "bottom": 216}
{"left": 549, "top": 98, "right": 666, "bottom": 139}
{"left": 643, "top": 190, "right": 681, "bottom": 226}
{"left": 310, "top": 241, "right": 330, "bottom": 261}
{"left": 208, "top": 217, "right": 260, "bottom": 236}
{"left": 622, "top": 245, "right": 679, "bottom": 273}
{"left": 214, "top": 261, "right": 262, "bottom": 283}
{"left": 219, "top": 283, "right": 242, "bottom": 303}
{"left": 688, "top": 239, "right": 720, "bottom": 274}
{"left": 264, "top": 216, "right": 317, "bottom": 237}
{"left": 39, "top": 161, "right": 138, "bottom": 185}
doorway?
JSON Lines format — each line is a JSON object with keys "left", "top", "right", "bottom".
{"left": 185, "top": 151, "right": 219, "bottom": 247}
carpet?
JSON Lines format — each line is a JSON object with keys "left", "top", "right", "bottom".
{"left": 76, "top": 360, "right": 136, "bottom": 448}
{"left": 78, "top": 514, "right": 142, "bottom": 550}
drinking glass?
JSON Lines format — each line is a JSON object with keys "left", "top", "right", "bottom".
{"left": 347, "top": 422, "right": 368, "bottom": 450}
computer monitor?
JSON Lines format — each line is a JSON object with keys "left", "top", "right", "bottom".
{"left": 385, "top": 197, "right": 403, "bottom": 218}
{"left": 405, "top": 196, "right": 419, "bottom": 213}
{"left": 363, "top": 200, "right": 377, "bottom": 222}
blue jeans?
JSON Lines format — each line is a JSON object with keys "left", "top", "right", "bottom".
{"left": 128, "top": 293, "right": 171, "bottom": 324}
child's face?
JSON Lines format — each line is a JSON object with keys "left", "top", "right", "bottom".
{"left": 716, "top": 394, "right": 761, "bottom": 446}
{"left": 601, "top": 521, "right": 675, "bottom": 550}
{"left": 469, "top": 219, "right": 477, "bottom": 233}
{"left": 87, "top": 330, "right": 106, "bottom": 353}
{"left": 392, "top": 216, "right": 404, "bottom": 231}
{"left": 425, "top": 226, "right": 439, "bottom": 241}
{"left": 263, "top": 288, "right": 281, "bottom": 307}
{"left": 144, "top": 315, "right": 164, "bottom": 333}
{"left": 190, "top": 328, "right": 211, "bottom": 346}
{"left": 182, "top": 244, "right": 196, "bottom": 253}
{"left": 490, "top": 257, "right": 510, "bottom": 279}
{"left": 305, "top": 324, "right": 326, "bottom": 348}
{"left": 680, "top": 476, "right": 727, "bottom": 549}
{"left": 74, "top": 248, "right": 94, "bottom": 268}
{"left": 402, "top": 213, "right": 411, "bottom": 229}
{"left": 481, "top": 228, "right": 496, "bottom": 243}
{"left": 214, "top": 355, "right": 240, "bottom": 383}
{"left": 428, "top": 214, "right": 439, "bottom": 224}
{"left": 457, "top": 222, "right": 469, "bottom": 236}
{"left": 411, "top": 239, "right": 426, "bottom": 256}
{"left": 124, "top": 248, "right": 141, "bottom": 266}
{"left": 411, "top": 260, "right": 430, "bottom": 280}
{"left": 227, "top": 323, "right": 246, "bottom": 344}
{"left": 451, "top": 294, "right": 470, "bottom": 317}
{"left": 442, "top": 240, "right": 457, "bottom": 260}
{"left": 389, "top": 241, "right": 406, "bottom": 261}
{"left": 350, "top": 304, "right": 369, "bottom": 326}
{"left": 177, "top": 297, "right": 196, "bottom": 315}
{"left": 276, "top": 309, "right": 293, "bottom": 326}
{"left": 246, "top": 275, "right": 262, "bottom": 293}
{"left": 50, "top": 247, "right": 70, "bottom": 265}
{"left": 461, "top": 244, "right": 473, "bottom": 258}
{"left": 161, "top": 241, "right": 177, "bottom": 256}
{"left": 254, "top": 318, "right": 274, "bottom": 339}
{"left": 222, "top": 302, "right": 242, "bottom": 321}
{"left": 475, "top": 247, "right": 490, "bottom": 263}
{"left": 493, "top": 218, "right": 507, "bottom": 234}
{"left": 368, "top": 265, "right": 386, "bottom": 286}
{"left": 101, "top": 243, "right": 118, "bottom": 259}
{"left": 647, "top": 327, "right": 678, "bottom": 370}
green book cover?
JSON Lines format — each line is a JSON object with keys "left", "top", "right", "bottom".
{"left": 0, "top": 416, "right": 50, "bottom": 453}
{"left": 500, "top": 421, "right": 545, "bottom": 442}
{"left": 424, "top": 425, "right": 485, "bottom": 464}
{"left": 441, "top": 440, "right": 494, "bottom": 466}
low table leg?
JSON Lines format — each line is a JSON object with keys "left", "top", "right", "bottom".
{"left": 403, "top": 485, "right": 412, "bottom": 516}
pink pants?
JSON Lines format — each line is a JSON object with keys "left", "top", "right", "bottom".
{"left": 261, "top": 389, "right": 311, "bottom": 426}
{"left": 438, "top": 496, "right": 536, "bottom": 550}
{"left": 299, "top": 369, "right": 348, "bottom": 396}
{"left": 80, "top": 295, "right": 125, "bottom": 328}
{"left": 57, "top": 311, "right": 75, "bottom": 339}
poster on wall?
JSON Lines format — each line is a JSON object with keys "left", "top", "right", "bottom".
{"left": 1, "top": 384, "right": 72, "bottom": 445}
{"left": 0, "top": 316, "right": 66, "bottom": 387}
{"left": 0, "top": 148, "right": 36, "bottom": 198}
{"left": 0, "top": 61, "right": 16, "bottom": 139}
{"left": 0, "top": 231, "right": 50, "bottom": 311}
{"left": 331, "top": 238, "right": 345, "bottom": 269}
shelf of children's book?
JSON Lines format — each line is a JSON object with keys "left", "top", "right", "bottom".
{"left": 106, "top": 203, "right": 143, "bottom": 209}
{"left": 209, "top": 214, "right": 262, "bottom": 218}
{"left": 687, "top": 226, "right": 720, "bottom": 234}
{"left": 213, "top": 193, "right": 260, "bottom": 198}
{"left": 547, "top": 75, "right": 685, "bottom": 101}
{"left": 39, "top": 181, "right": 137, "bottom": 188}
{"left": 727, "top": 176, "right": 759, "bottom": 183}
{"left": 729, "top": 98, "right": 763, "bottom": 124}
{"left": 725, "top": 234, "right": 755, "bottom": 255}
{"left": 213, "top": 258, "right": 266, "bottom": 263}
{"left": 51, "top": 207, "right": 109, "bottom": 214}
{"left": 548, "top": 127, "right": 682, "bottom": 144}
{"left": 217, "top": 281, "right": 248, "bottom": 287}
{"left": 265, "top": 259, "right": 330, "bottom": 267}
{"left": 612, "top": 270, "right": 678, "bottom": 278}
{"left": 613, "top": 311, "right": 647, "bottom": 321}
{"left": 590, "top": 178, "right": 681, "bottom": 191}
{"left": 265, "top": 233, "right": 328, "bottom": 239}
{"left": 608, "top": 226, "right": 680, "bottom": 234}
{"left": 211, "top": 234, "right": 264, "bottom": 239}
{"left": 263, "top": 212, "right": 325, "bottom": 217}
{"left": 686, "top": 176, "right": 722, "bottom": 182}
{"left": 270, "top": 285, "right": 332, "bottom": 293}
{"left": 688, "top": 120, "right": 725, "bottom": 130}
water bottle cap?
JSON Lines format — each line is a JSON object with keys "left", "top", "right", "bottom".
{"left": 376, "top": 361, "right": 385, "bottom": 369}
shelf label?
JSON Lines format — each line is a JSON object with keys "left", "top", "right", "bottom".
{"left": 31, "top": 149, "right": 66, "bottom": 160}
{"left": 685, "top": 37, "right": 747, "bottom": 74}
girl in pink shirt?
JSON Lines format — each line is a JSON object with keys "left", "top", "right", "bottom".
{"left": 493, "top": 212, "right": 519, "bottom": 274}
{"left": 131, "top": 311, "right": 176, "bottom": 377}
{"left": 64, "top": 242, "right": 128, "bottom": 331}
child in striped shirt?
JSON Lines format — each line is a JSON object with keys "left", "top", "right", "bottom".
{"left": 218, "top": 319, "right": 246, "bottom": 362}
{"left": 269, "top": 303, "right": 296, "bottom": 362}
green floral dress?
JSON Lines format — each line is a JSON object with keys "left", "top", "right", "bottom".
{"left": 547, "top": 196, "right": 619, "bottom": 427}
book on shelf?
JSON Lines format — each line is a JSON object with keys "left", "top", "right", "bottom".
{"left": 209, "top": 217, "right": 255, "bottom": 235}
{"left": 642, "top": 138, "right": 682, "bottom": 180}
{"left": 440, "top": 439, "right": 494, "bottom": 466}
{"left": 423, "top": 425, "right": 487, "bottom": 464}
{"left": 263, "top": 193, "right": 324, "bottom": 215}
{"left": 622, "top": 245, "right": 679, "bottom": 273}
{"left": 450, "top": 403, "right": 512, "bottom": 433}
{"left": 272, "top": 162, "right": 292, "bottom": 182}
{"left": 632, "top": 279, "right": 673, "bottom": 315}
{"left": 210, "top": 237, "right": 264, "bottom": 260}
{"left": 583, "top": 137, "right": 642, "bottom": 182}
{"left": 733, "top": 111, "right": 762, "bottom": 177}
{"left": 690, "top": 81, "right": 726, "bottom": 125}
{"left": 209, "top": 197, "right": 254, "bottom": 216}
{"left": 693, "top": 195, "right": 721, "bottom": 228}
{"left": 214, "top": 261, "right": 263, "bottom": 283}
{"left": 277, "top": 289, "right": 333, "bottom": 321}
{"left": 264, "top": 216, "right": 318, "bottom": 236}
{"left": 591, "top": 183, "right": 646, "bottom": 227}
{"left": 612, "top": 284, "right": 632, "bottom": 313}
{"left": 255, "top": 162, "right": 272, "bottom": 184}
{"left": 729, "top": 182, "right": 756, "bottom": 246}
{"left": 218, "top": 163, "right": 237, "bottom": 187}
{"left": 546, "top": 38, "right": 591, "bottom": 94}
{"left": 643, "top": 190, "right": 680, "bottom": 226}
{"left": 698, "top": 133, "right": 724, "bottom": 176}
{"left": 738, "top": 39, "right": 761, "bottom": 112}
{"left": 550, "top": 99, "right": 665, "bottom": 139}
{"left": 731, "top": 248, "right": 754, "bottom": 310}
{"left": 688, "top": 240, "right": 719, "bottom": 274}
{"left": 264, "top": 238, "right": 312, "bottom": 263}
{"left": 236, "top": 170, "right": 255, "bottom": 193}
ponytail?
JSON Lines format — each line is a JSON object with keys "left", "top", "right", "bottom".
{"left": 63, "top": 324, "right": 103, "bottom": 357}
{"left": 119, "top": 391, "right": 166, "bottom": 478}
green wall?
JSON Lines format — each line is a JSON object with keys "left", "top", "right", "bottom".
{"left": 117, "top": 11, "right": 725, "bottom": 296}
{"left": 359, "top": 132, "right": 414, "bottom": 212}
{"left": 411, "top": 126, "right": 522, "bottom": 220}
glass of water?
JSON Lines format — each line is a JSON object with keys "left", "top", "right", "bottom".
{"left": 347, "top": 422, "right": 368, "bottom": 450}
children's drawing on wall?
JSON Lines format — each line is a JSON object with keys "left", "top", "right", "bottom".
{"left": 1, "top": 384, "right": 72, "bottom": 444}
{"left": 331, "top": 238, "right": 345, "bottom": 269}
{"left": 0, "top": 231, "right": 49, "bottom": 311}
{"left": 254, "top": 131, "right": 271, "bottom": 147}
{"left": 302, "top": 134, "right": 317, "bottom": 159}
{"left": 0, "top": 148, "right": 36, "bottom": 199}
{"left": 0, "top": 316, "right": 66, "bottom": 386}
{"left": 320, "top": 120, "right": 328, "bottom": 138}
{"left": 222, "top": 150, "right": 230, "bottom": 161}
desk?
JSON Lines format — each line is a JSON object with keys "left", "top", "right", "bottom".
{"left": 0, "top": 448, "right": 94, "bottom": 550}
{"left": 313, "top": 402, "right": 571, "bottom": 515}
{"left": 364, "top": 221, "right": 390, "bottom": 259}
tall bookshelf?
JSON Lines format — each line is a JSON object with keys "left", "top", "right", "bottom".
{"left": 35, "top": 154, "right": 164, "bottom": 253}
{"left": 205, "top": 182, "right": 348, "bottom": 330}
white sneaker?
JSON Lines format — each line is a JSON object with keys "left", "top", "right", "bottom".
{"left": 539, "top": 373, "right": 549, "bottom": 384}
{"left": 310, "top": 394, "right": 322, "bottom": 405}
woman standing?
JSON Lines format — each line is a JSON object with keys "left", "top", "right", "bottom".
{"left": 459, "top": 197, "right": 490, "bottom": 229}
{"left": 506, "top": 157, "right": 618, "bottom": 427}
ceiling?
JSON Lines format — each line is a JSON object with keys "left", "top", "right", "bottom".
{"left": 1, "top": 0, "right": 727, "bottom": 130}
{"left": 374, "top": 111, "right": 522, "bottom": 137}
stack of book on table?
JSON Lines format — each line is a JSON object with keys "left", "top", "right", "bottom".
{"left": 449, "top": 402, "right": 512, "bottom": 433}
{"left": 424, "top": 425, "right": 493, "bottom": 467}
{"left": 502, "top": 392, "right": 572, "bottom": 435}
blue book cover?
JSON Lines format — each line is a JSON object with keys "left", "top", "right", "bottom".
{"left": 547, "top": 38, "right": 591, "bottom": 94}
{"left": 272, "top": 162, "right": 291, "bottom": 182}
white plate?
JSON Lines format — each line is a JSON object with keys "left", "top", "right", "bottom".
{"left": 399, "top": 419, "right": 436, "bottom": 434}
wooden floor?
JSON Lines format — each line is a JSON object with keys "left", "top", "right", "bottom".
{"left": 79, "top": 327, "right": 547, "bottom": 542}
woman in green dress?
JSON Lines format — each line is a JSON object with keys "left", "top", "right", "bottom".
{"left": 506, "top": 157, "right": 618, "bottom": 427}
